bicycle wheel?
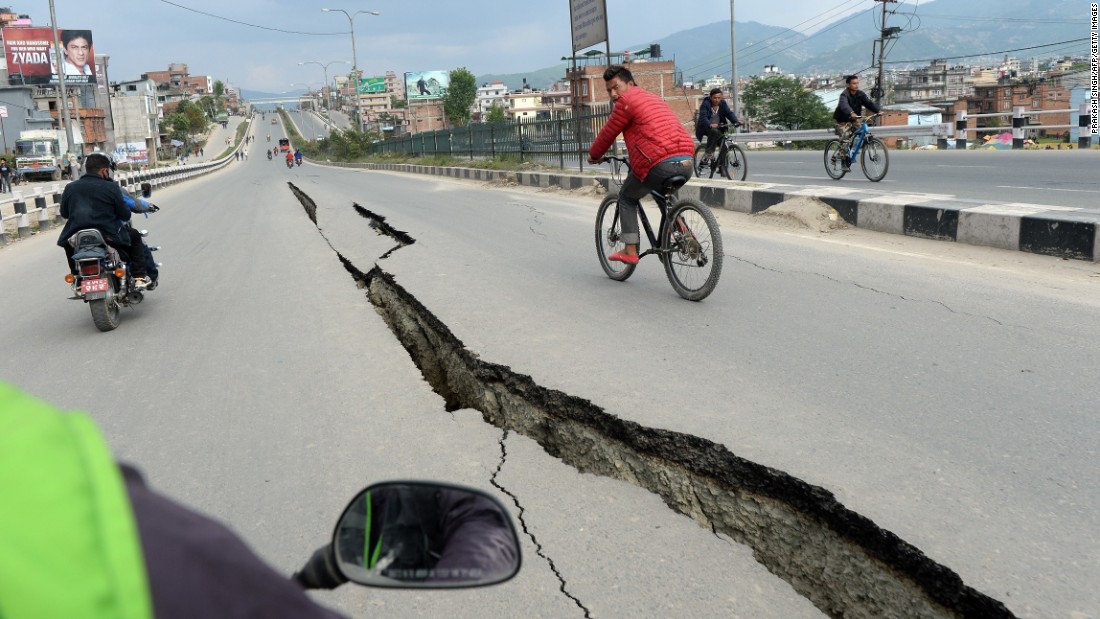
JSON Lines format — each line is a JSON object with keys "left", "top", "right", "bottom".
{"left": 693, "top": 143, "right": 716, "bottom": 179}
{"left": 860, "top": 136, "right": 889, "bottom": 182}
{"left": 595, "top": 194, "right": 637, "bottom": 282}
{"left": 722, "top": 144, "right": 748, "bottom": 181}
{"left": 662, "top": 199, "right": 723, "bottom": 301}
{"left": 823, "top": 140, "right": 848, "bottom": 180}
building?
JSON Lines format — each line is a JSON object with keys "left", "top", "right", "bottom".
{"left": 110, "top": 78, "right": 159, "bottom": 165}
{"left": 384, "top": 70, "right": 404, "bottom": 101}
{"left": 0, "top": 85, "right": 54, "bottom": 152}
{"left": 476, "top": 81, "right": 507, "bottom": 119}
{"left": 506, "top": 90, "right": 542, "bottom": 121}
{"left": 968, "top": 78, "right": 1073, "bottom": 138}
{"left": 893, "top": 60, "right": 972, "bottom": 104}
{"left": 566, "top": 55, "right": 705, "bottom": 124}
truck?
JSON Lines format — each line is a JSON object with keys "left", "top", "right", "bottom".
{"left": 15, "top": 129, "right": 76, "bottom": 182}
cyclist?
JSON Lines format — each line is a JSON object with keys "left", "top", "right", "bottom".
{"left": 588, "top": 65, "right": 695, "bottom": 265}
{"left": 833, "top": 75, "right": 880, "bottom": 168}
{"left": 695, "top": 88, "right": 739, "bottom": 166}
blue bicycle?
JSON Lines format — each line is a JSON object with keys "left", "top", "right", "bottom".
{"left": 824, "top": 113, "right": 889, "bottom": 182}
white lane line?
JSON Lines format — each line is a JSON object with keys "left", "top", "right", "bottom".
{"left": 754, "top": 174, "right": 896, "bottom": 182}
{"left": 995, "top": 185, "right": 1100, "bottom": 194}
{"left": 935, "top": 165, "right": 996, "bottom": 168}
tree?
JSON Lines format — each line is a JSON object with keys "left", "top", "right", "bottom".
{"left": 486, "top": 102, "right": 507, "bottom": 124}
{"left": 741, "top": 75, "right": 831, "bottom": 131}
{"left": 213, "top": 80, "right": 225, "bottom": 99}
{"left": 444, "top": 67, "right": 477, "bottom": 127}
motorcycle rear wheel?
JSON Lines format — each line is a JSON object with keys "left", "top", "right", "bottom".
{"left": 90, "top": 287, "right": 121, "bottom": 332}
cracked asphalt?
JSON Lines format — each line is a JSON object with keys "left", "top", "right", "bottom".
{"left": 2, "top": 138, "right": 1098, "bottom": 617}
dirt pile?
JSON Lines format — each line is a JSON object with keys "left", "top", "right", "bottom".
{"left": 753, "top": 196, "right": 848, "bottom": 232}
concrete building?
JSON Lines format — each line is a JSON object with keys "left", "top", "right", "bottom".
{"left": 893, "top": 60, "right": 972, "bottom": 104}
{"left": 0, "top": 85, "right": 54, "bottom": 153}
{"left": 384, "top": 70, "right": 404, "bottom": 100}
{"left": 969, "top": 79, "right": 1073, "bottom": 138}
{"left": 476, "top": 81, "right": 507, "bottom": 119}
{"left": 566, "top": 56, "right": 704, "bottom": 125}
{"left": 110, "top": 78, "right": 159, "bottom": 165}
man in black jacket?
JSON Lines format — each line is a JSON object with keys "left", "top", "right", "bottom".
{"left": 833, "top": 75, "right": 880, "bottom": 143}
{"left": 56, "top": 153, "right": 151, "bottom": 287}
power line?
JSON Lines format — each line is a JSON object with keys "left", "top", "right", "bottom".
{"left": 157, "top": 0, "right": 348, "bottom": 36}
{"left": 909, "top": 14, "right": 1080, "bottom": 24}
{"left": 884, "top": 38, "right": 1090, "bottom": 64}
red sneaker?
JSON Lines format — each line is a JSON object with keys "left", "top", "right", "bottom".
{"left": 608, "top": 251, "right": 639, "bottom": 265}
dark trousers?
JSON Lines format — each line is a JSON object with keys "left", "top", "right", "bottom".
{"left": 616, "top": 158, "right": 695, "bottom": 244}
{"left": 702, "top": 127, "right": 723, "bottom": 156}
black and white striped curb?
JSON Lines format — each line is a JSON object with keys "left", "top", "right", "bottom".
{"left": 322, "top": 161, "right": 1100, "bottom": 263}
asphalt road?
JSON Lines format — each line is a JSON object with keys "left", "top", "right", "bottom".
{"left": 2, "top": 153, "right": 1097, "bottom": 617}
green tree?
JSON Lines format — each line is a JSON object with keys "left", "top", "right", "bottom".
{"left": 443, "top": 67, "right": 477, "bottom": 127}
{"left": 391, "top": 95, "right": 407, "bottom": 109}
{"left": 741, "top": 75, "right": 831, "bottom": 131}
{"left": 213, "top": 80, "right": 226, "bottom": 99}
{"left": 486, "top": 102, "right": 506, "bottom": 124}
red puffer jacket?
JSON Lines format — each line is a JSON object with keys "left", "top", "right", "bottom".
{"left": 589, "top": 86, "right": 694, "bottom": 181}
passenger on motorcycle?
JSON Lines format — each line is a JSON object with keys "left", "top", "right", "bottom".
{"left": 56, "top": 153, "right": 152, "bottom": 288}
{"left": 286, "top": 151, "right": 294, "bottom": 166}
{"left": 294, "top": 149, "right": 303, "bottom": 164}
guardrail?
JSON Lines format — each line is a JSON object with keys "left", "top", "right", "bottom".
{"left": 953, "top": 102, "right": 1093, "bottom": 149}
{"left": 0, "top": 115, "right": 253, "bottom": 246}
{"left": 726, "top": 123, "right": 954, "bottom": 143}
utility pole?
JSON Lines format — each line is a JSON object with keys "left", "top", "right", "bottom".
{"left": 48, "top": 0, "right": 76, "bottom": 154}
{"left": 873, "top": 0, "right": 900, "bottom": 107}
{"left": 729, "top": 0, "right": 738, "bottom": 119}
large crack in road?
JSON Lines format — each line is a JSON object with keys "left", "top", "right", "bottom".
{"left": 289, "top": 183, "right": 1017, "bottom": 619}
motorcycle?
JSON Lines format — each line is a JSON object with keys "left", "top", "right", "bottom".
{"left": 294, "top": 481, "right": 521, "bottom": 591}
{"left": 295, "top": 158, "right": 302, "bottom": 167}
{"left": 286, "top": 158, "right": 294, "bottom": 169}
{"left": 267, "top": 151, "right": 273, "bottom": 161}
{"left": 64, "top": 184, "right": 160, "bottom": 333}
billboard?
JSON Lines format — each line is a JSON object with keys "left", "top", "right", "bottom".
{"left": 404, "top": 70, "right": 449, "bottom": 101}
{"left": 358, "top": 76, "right": 386, "bottom": 94}
{"left": 569, "top": 0, "right": 608, "bottom": 53}
{"left": 3, "top": 27, "right": 96, "bottom": 85}
{"left": 113, "top": 142, "right": 149, "bottom": 165}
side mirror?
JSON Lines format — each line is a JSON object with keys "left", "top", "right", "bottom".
{"left": 332, "top": 481, "right": 521, "bottom": 589}
{"left": 141, "top": 182, "right": 152, "bottom": 199}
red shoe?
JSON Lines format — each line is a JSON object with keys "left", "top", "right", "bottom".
{"left": 608, "top": 251, "right": 639, "bottom": 265}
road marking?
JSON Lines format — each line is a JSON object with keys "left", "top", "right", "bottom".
{"left": 755, "top": 174, "right": 896, "bottom": 183}
{"left": 936, "top": 165, "right": 996, "bottom": 168}
{"left": 995, "top": 185, "right": 1100, "bottom": 194}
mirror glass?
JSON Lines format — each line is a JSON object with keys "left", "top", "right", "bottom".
{"left": 140, "top": 182, "right": 152, "bottom": 199}
{"left": 333, "top": 482, "right": 521, "bottom": 588}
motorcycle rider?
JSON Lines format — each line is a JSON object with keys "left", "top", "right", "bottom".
{"left": 56, "top": 152, "right": 152, "bottom": 288}
{"left": 294, "top": 149, "right": 303, "bottom": 165}
{"left": 267, "top": 150, "right": 273, "bottom": 160}
{"left": 286, "top": 151, "right": 294, "bottom": 167}
{"left": 0, "top": 383, "right": 348, "bottom": 619}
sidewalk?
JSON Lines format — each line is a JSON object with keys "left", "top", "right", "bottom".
{"left": 316, "top": 160, "right": 1100, "bottom": 262}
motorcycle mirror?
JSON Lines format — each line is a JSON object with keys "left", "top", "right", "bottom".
{"left": 332, "top": 481, "right": 521, "bottom": 589}
{"left": 141, "top": 182, "right": 152, "bottom": 199}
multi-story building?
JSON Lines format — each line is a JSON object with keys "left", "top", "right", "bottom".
{"left": 476, "top": 81, "right": 507, "bottom": 119}
{"left": 968, "top": 77, "right": 1072, "bottom": 138}
{"left": 110, "top": 78, "right": 159, "bottom": 165}
{"left": 893, "top": 60, "right": 972, "bottom": 104}
{"left": 384, "top": 70, "right": 404, "bottom": 101}
{"left": 566, "top": 55, "right": 704, "bottom": 124}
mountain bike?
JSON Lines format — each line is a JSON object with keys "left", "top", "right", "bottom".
{"left": 692, "top": 123, "right": 747, "bottom": 181}
{"left": 594, "top": 156, "right": 723, "bottom": 301}
{"left": 824, "top": 113, "right": 888, "bottom": 182}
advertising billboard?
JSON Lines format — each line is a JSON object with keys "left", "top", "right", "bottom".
{"left": 3, "top": 27, "right": 96, "bottom": 85}
{"left": 404, "top": 70, "right": 449, "bottom": 101}
{"left": 113, "top": 142, "right": 149, "bottom": 165}
{"left": 569, "top": 0, "right": 608, "bottom": 53}
{"left": 358, "top": 76, "right": 386, "bottom": 94}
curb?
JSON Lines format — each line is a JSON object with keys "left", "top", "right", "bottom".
{"left": 317, "top": 160, "right": 1100, "bottom": 263}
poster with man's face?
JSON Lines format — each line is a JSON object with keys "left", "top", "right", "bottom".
{"left": 3, "top": 27, "right": 96, "bottom": 85}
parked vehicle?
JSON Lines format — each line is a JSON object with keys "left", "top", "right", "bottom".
{"left": 15, "top": 129, "right": 73, "bottom": 182}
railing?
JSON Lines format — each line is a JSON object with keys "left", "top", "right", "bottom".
{"left": 370, "top": 106, "right": 612, "bottom": 169}
{"left": 953, "top": 102, "right": 1094, "bottom": 149}
{"left": 1, "top": 115, "right": 254, "bottom": 246}
{"left": 726, "top": 123, "right": 954, "bottom": 143}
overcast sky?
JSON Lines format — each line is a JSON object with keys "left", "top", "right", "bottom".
{"left": 17, "top": 0, "right": 866, "bottom": 92}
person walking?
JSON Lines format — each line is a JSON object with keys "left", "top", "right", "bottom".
{"left": 0, "top": 158, "right": 12, "bottom": 193}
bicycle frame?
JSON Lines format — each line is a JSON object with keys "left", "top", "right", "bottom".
{"left": 605, "top": 158, "right": 679, "bottom": 259}
{"left": 846, "top": 122, "right": 869, "bottom": 161}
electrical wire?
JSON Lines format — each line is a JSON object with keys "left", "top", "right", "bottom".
{"left": 884, "top": 38, "right": 1090, "bottom": 64}
{"left": 156, "top": 0, "right": 348, "bottom": 36}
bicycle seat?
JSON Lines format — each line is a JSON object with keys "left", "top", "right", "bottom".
{"left": 662, "top": 175, "right": 688, "bottom": 192}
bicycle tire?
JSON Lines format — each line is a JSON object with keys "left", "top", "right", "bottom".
{"left": 693, "top": 143, "right": 716, "bottom": 179}
{"left": 662, "top": 199, "right": 723, "bottom": 301}
{"left": 723, "top": 144, "right": 748, "bottom": 181}
{"left": 595, "top": 193, "right": 637, "bottom": 282}
{"left": 823, "top": 139, "right": 848, "bottom": 180}
{"left": 861, "top": 136, "right": 889, "bottom": 182}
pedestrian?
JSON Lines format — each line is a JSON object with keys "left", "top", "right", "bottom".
{"left": 200, "top": 147, "right": 204, "bottom": 156}
{"left": 0, "top": 158, "right": 11, "bottom": 193}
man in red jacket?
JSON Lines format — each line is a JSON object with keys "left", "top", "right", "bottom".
{"left": 588, "top": 65, "right": 695, "bottom": 264}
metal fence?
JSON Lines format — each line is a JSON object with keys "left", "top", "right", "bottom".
{"left": 371, "top": 105, "right": 613, "bottom": 169}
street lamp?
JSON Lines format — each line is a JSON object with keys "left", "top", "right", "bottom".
{"left": 299, "top": 60, "right": 349, "bottom": 112}
{"left": 290, "top": 82, "right": 321, "bottom": 111}
{"left": 321, "top": 7, "right": 380, "bottom": 132}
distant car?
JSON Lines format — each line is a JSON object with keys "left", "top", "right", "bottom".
{"left": 279, "top": 138, "right": 290, "bottom": 152}
{"left": 271, "top": 118, "right": 277, "bottom": 125}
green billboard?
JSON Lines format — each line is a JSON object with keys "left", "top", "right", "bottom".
{"left": 358, "top": 76, "right": 386, "bottom": 94}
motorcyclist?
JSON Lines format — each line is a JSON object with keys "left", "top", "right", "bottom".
{"left": 56, "top": 152, "right": 152, "bottom": 288}
{"left": 267, "top": 150, "right": 273, "bottom": 160}
{"left": 294, "top": 149, "right": 303, "bottom": 165}
{"left": 121, "top": 184, "right": 160, "bottom": 287}
{"left": 267, "top": 134, "right": 271, "bottom": 142}
{"left": 0, "top": 382, "right": 348, "bottom": 619}
{"left": 286, "top": 151, "right": 294, "bottom": 167}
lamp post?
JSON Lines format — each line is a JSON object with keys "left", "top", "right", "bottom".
{"left": 290, "top": 82, "right": 321, "bottom": 112}
{"left": 321, "top": 7, "right": 379, "bottom": 132}
{"left": 299, "top": 60, "right": 348, "bottom": 112}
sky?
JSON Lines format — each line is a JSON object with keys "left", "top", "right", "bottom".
{"left": 13, "top": 0, "right": 867, "bottom": 92}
